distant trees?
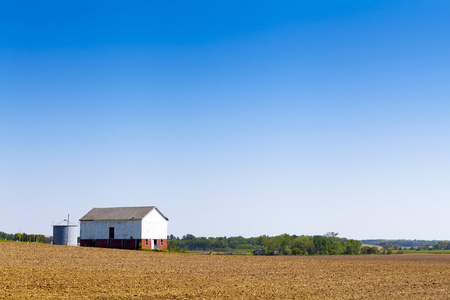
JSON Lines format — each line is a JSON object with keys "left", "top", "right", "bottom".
{"left": 360, "top": 246, "right": 380, "bottom": 254}
{"left": 0, "top": 231, "right": 15, "bottom": 240}
{"left": 293, "top": 236, "right": 315, "bottom": 255}
{"left": 432, "top": 241, "right": 450, "bottom": 250}
{"left": 379, "top": 242, "right": 393, "bottom": 250}
{"left": 291, "top": 248, "right": 301, "bottom": 255}
{"left": 362, "top": 239, "right": 450, "bottom": 251}
{"left": 167, "top": 234, "right": 450, "bottom": 255}
{"left": 168, "top": 234, "right": 258, "bottom": 251}
{"left": 361, "top": 239, "right": 448, "bottom": 248}
{"left": 0, "top": 231, "right": 47, "bottom": 243}
{"left": 345, "top": 239, "right": 362, "bottom": 254}
{"left": 15, "top": 233, "right": 46, "bottom": 243}
{"left": 168, "top": 233, "right": 361, "bottom": 256}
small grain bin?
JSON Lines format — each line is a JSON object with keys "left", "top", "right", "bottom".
{"left": 53, "top": 219, "right": 78, "bottom": 246}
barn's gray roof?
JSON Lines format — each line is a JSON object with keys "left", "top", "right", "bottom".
{"left": 79, "top": 206, "right": 168, "bottom": 221}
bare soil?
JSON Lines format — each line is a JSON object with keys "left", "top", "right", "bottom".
{"left": 1, "top": 242, "right": 449, "bottom": 299}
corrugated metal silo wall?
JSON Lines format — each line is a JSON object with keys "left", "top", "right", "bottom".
{"left": 53, "top": 226, "right": 78, "bottom": 246}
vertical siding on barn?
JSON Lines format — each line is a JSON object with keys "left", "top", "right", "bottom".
{"left": 80, "top": 220, "right": 142, "bottom": 240}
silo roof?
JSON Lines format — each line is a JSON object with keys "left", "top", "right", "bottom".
{"left": 54, "top": 220, "right": 78, "bottom": 227}
{"left": 79, "top": 206, "right": 168, "bottom": 221}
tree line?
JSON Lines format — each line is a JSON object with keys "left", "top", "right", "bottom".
{"left": 168, "top": 234, "right": 259, "bottom": 251}
{"left": 168, "top": 232, "right": 362, "bottom": 255}
{"left": 361, "top": 239, "right": 449, "bottom": 248}
{"left": 0, "top": 231, "right": 47, "bottom": 243}
{"left": 361, "top": 239, "right": 450, "bottom": 251}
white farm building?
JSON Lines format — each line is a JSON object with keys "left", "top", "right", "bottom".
{"left": 79, "top": 206, "right": 168, "bottom": 250}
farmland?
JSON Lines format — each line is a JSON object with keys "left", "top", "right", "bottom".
{"left": 1, "top": 242, "right": 449, "bottom": 299}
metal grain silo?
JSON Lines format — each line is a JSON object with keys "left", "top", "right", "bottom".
{"left": 53, "top": 219, "right": 78, "bottom": 246}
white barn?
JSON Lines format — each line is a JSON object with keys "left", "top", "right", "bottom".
{"left": 79, "top": 206, "right": 168, "bottom": 250}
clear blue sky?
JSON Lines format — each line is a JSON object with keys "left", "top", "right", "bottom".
{"left": 1, "top": 1, "right": 449, "bottom": 240}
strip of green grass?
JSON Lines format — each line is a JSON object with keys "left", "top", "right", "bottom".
{"left": 140, "top": 248, "right": 188, "bottom": 253}
{"left": 399, "top": 250, "right": 450, "bottom": 254}
{"left": 185, "top": 249, "right": 253, "bottom": 255}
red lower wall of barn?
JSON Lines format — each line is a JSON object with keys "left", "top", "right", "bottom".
{"left": 80, "top": 239, "right": 90, "bottom": 247}
{"left": 80, "top": 239, "right": 138, "bottom": 250}
{"left": 140, "top": 239, "right": 167, "bottom": 250}
{"left": 80, "top": 239, "right": 167, "bottom": 250}
{"left": 124, "top": 239, "right": 137, "bottom": 249}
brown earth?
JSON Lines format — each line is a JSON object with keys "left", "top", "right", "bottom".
{"left": 1, "top": 242, "right": 449, "bottom": 299}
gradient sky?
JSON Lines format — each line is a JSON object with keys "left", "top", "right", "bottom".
{"left": 1, "top": 1, "right": 449, "bottom": 240}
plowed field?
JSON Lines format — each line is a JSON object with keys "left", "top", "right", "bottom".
{"left": 1, "top": 242, "right": 449, "bottom": 299}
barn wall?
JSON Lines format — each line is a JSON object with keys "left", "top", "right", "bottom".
{"left": 80, "top": 220, "right": 142, "bottom": 240}
{"left": 80, "top": 238, "right": 138, "bottom": 249}
{"left": 139, "top": 238, "right": 167, "bottom": 250}
{"left": 141, "top": 209, "right": 168, "bottom": 239}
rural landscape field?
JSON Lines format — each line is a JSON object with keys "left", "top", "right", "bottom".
{"left": 1, "top": 242, "right": 449, "bottom": 299}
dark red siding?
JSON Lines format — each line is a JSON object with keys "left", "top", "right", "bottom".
{"left": 79, "top": 239, "right": 167, "bottom": 250}
{"left": 80, "top": 239, "right": 91, "bottom": 247}
{"left": 124, "top": 239, "right": 137, "bottom": 249}
{"left": 80, "top": 239, "right": 138, "bottom": 250}
{"left": 96, "top": 239, "right": 108, "bottom": 248}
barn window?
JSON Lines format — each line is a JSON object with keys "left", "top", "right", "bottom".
{"left": 145, "top": 239, "right": 148, "bottom": 246}
{"left": 109, "top": 227, "right": 114, "bottom": 239}
{"left": 161, "top": 239, "right": 164, "bottom": 246}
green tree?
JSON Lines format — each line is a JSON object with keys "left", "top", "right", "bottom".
{"left": 344, "top": 240, "right": 361, "bottom": 254}
{"left": 360, "top": 246, "right": 380, "bottom": 254}
{"left": 291, "top": 248, "right": 302, "bottom": 255}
